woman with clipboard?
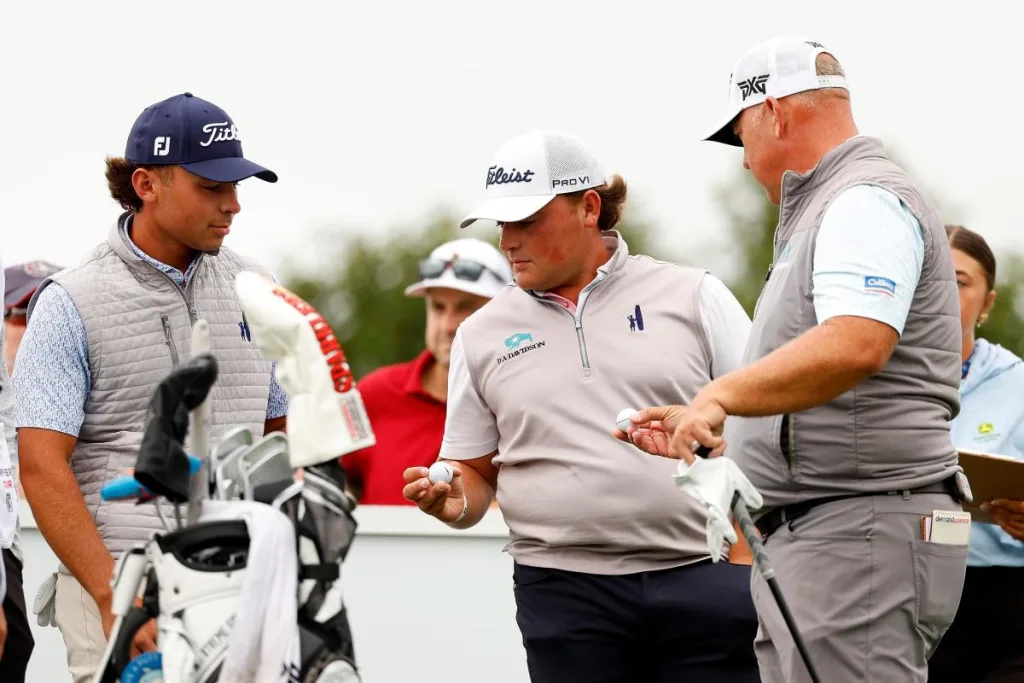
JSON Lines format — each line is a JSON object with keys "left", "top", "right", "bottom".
{"left": 929, "top": 225, "right": 1024, "bottom": 682}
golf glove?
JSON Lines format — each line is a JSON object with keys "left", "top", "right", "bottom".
{"left": 673, "top": 456, "right": 763, "bottom": 562}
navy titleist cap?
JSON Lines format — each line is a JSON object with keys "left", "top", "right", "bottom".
{"left": 125, "top": 92, "right": 277, "bottom": 184}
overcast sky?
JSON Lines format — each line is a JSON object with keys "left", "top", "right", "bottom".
{"left": 2, "top": 1, "right": 1019, "bottom": 284}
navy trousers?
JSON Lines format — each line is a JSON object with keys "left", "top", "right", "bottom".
{"left": 513, "top": 559, "right": 760, "bottom": 683}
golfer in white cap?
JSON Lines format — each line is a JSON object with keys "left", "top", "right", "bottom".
{"left": 624, "top": 37, "right": 969, "bottom": 683}
{"left": 405, "top": 129, "right": 760, "bottom": 682}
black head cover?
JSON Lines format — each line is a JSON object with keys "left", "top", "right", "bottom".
{"left": 134, "top": 353, "right": 218, "bottom": 503}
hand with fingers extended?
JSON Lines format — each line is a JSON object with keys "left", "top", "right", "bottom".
{"left": 982, "top": 499, "right": 1024, "bottom": 541}
{"left": 403, "top": 463, "right": 467, "bottom": 523}
{"left": 613, "top": 398, "right": 728, "bottom": 463}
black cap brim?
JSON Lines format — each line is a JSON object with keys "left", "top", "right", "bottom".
{"left": 180, "top": 157, "right": 278, "bottom": 183}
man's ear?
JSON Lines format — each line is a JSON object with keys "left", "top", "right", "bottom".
{"left": 581, "top": 189, "right": 602, "bottom": 230}
{"left": 764, "top": 96, "right": 786, "bottom": 139}
{"left": 132, "top": 168, "right": 160, "bottom": 207}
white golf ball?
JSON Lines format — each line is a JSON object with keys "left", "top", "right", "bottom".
{"left": 428, "top": 461, "right": 454, "bottom": 484}
{"left": 616, "top": 408, "right": 639, "bottom": 432}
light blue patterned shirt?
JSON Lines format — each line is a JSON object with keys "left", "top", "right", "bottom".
{"left": 13, "top": 217, "right": 288, "bottom": 436}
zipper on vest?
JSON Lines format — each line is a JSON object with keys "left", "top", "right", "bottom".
{"left": 780, "top": 414, "right": 796, "bottom": 474}
{"left": 161, "top": 314, "right": 180, "bottom": 368}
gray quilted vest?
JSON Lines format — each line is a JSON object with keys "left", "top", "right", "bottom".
{"left": 727, "top": 136, "right": 962, "bottom": 512}
{"left": 30, "top": 213, "right": 274, "bottom": 557}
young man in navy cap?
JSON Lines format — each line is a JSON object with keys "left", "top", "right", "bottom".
{"left": 13, "top": 93, "right": 288, "bottom": 682}
{"left": 0, "top": 260, "right": 62, "bottom": 683}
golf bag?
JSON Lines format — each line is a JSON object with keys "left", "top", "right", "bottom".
{"left": 95, "top": 352, "right": 362, "bottom": 683}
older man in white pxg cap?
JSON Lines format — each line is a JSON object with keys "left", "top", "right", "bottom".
{"left": 626, "top": 36, "right": 969, "bottom": 683}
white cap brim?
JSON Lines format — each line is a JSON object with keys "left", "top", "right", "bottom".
{"left": 459, "top": 194, "right": 556, "bottom": 229}
{"left": 403, "top": 276, "right": 508, "bottom": 299}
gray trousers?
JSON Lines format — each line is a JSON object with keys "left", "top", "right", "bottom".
{"left": 752, "top": 491, "right": 968, "bottom": 683}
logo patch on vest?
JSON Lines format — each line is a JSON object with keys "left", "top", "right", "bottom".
{"left": 238, "top": 312, "right": 252, "bottom": 342}
{"left": 628, "top": 305, "right": 644, "bottom": 332}
{"left": 498, "top": 333, "right": 545, "bottom": 365}
{"left": 864, "top": 276, "right": 896, "bottom": 297}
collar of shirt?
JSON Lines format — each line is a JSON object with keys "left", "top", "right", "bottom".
{"left": 403, "top": 349, "right": 443, "bottom": 402}
{"left": 122, "top": 214, "right": 200, "bottom": 288}
{"left": 532, "top": 233, "right": 623, "bottom": 314}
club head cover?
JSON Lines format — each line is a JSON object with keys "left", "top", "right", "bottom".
{"left": 673, "top": 456, "right": 764, "bottom": 562}
{"left": 234, "top": 271, "right": 376, "bottom": 468}
{"left": 135, "top": 354, "right": 219, "bottom": 503}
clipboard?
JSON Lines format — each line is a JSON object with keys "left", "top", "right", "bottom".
{"left": 957, "top": 448, "right": 1024, "bottom": 525}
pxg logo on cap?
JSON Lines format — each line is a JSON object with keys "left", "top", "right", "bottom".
{"left": 460, "top": 130, "right": 607, "bottom": 229}
{"left": 125, "top": 92, "right": 277, "bottom": 184}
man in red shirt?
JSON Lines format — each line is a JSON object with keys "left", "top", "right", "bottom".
{"left": 344, "top": 238, "right": 511, "bottom": 505}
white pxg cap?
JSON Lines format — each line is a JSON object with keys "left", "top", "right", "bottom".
{"left": 703, "top": 36, "right": 848, "bottom": 146}
{"left": 404, "top": 238, "right": 513, "bottom": 300}
{"left": 460, "top": 130, "right": 607, "bottom": 229}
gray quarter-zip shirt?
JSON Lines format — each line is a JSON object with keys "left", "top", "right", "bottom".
{"left": 442, "top": 232, "right": 749, "bottom": 574}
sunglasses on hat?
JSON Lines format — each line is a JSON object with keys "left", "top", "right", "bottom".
{"left": 418, "top": 256, "right": 505, "bottom": 283}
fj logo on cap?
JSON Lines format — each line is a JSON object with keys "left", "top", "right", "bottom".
{"left": 486, "top": 166, "right": 534, "bottom": 188}
{"left": 738, "top": 74, "right": 770, "bottom": 100}
{"left": 153, "top": 137, "right": 171, "bottom": 156}
{"left": 200, "top": 122, "right": 241, "bottom": 147}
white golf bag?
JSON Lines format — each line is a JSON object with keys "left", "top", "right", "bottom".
{"left": 96, "top": 277, "right": 374, "bottom": 683}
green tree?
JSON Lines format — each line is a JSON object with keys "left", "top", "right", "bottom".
{"left": 281, "top": 210, "right": 662, "bottom": 379}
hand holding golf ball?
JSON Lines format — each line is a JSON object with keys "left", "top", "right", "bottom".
{"left": 402, "top": 460, "right": 466, "bottom": 523}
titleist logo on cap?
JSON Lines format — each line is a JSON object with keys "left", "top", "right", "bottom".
{"left": 486, "top": 166, "right": 534, "bottom": 188}
{"left": 200, "top": 122, "right": 241, "bottom": 147}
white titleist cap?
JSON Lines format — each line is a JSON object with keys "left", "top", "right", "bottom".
{"left": 460, "top": 130, "right": 607, "bottom": 229}
{"left": 703, "top": 36, "right": 848, "bottom": 146}
{"left": 404, "top": 238, "right": 513, "bottom": 299}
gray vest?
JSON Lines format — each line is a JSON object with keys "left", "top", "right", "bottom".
{"left": 30, "top": 214, "right": 274, "bottom": 557}
{"left": 727, "top": 136, "right": 962, "bottom": 512}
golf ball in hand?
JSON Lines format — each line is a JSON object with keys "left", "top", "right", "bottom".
{"left": 616, "top": 408, "right": 639, "bottom": 432}
{"left": 428, "top": 461, "right": 454, "bottom": 484}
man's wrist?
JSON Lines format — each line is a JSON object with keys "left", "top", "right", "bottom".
{"left": 452, "top": 493, "right": 468, "bottom": 523}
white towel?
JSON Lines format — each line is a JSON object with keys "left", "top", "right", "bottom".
{"left": 200, "top": 500, "right": 301, "bottom": 683}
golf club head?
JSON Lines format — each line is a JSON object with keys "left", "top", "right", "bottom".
{"left": 210, "top": 427, "right": 254, "bottom": 499}
{"left": 234, "top": 272, "right": 376, "bottom": 468}
{"left": 236, "top": 432, "right": 293, "bottom": 500}
{"left": 135, "top": 353, "right": 219, "bottom": 504}
{"left": 213, "top": 446, "right": 248, "bottom": 501}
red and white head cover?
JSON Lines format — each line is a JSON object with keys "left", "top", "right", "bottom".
{"left": 234, "top": 271, "right": 376, "bottom": 468}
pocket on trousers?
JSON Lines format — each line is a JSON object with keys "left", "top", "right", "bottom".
{"left": 911, "top": 540, "right": 968, "bottom": 641}
{"left": 512, "top": 563, "right": 556, "bottom": 588}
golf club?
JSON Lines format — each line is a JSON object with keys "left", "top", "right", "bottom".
{"left": 693, "top": 446, "right": 822, "bottom": 683}
{"left": 187, "top": 320, "right": 214, "bottom": 524}
{"left": 235, "top": 432, "right": 292, "bottom": 500}
{"left": 209, "top": 425, "right": 253, "bottom": 499}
